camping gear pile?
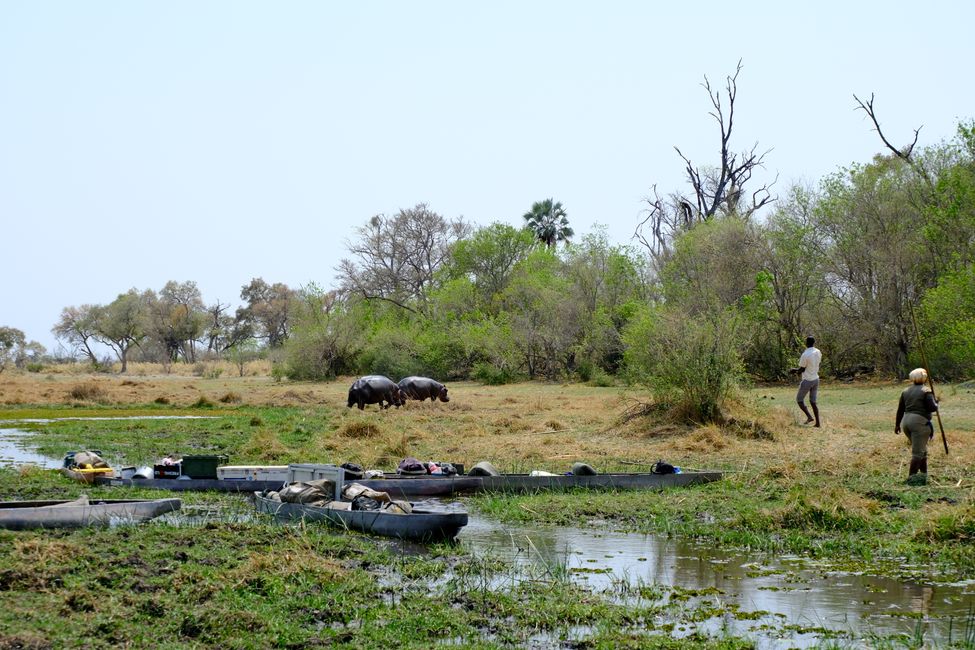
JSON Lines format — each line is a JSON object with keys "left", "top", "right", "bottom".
{"left": 263, "top": 478, "right": 413, "bottom": 515}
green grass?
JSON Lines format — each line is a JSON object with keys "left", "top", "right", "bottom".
{"left": 2, "top": 378, "right": 974, "bottom": 646}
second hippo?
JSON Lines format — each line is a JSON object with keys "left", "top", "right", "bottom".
{"left": 397, "top": 376, "right": 450, "bottom": 403}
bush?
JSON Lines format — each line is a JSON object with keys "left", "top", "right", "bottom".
{"left": 622, "top": 306, "right": 746, "bottom": 422}
{"left": 68, "top": 383, "right": 108, "bottom": 402}
{"left": 473, "top": 362, "right": 516, "bottom": 385}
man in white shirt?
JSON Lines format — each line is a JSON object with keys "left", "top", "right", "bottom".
{"left": 791, "top": 336, "right": 822, "bottom": 427}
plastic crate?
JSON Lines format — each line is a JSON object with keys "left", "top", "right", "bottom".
{"left": 181, "top": 455, "right": 229, "bottom": 479}
{"left": 287, "top": 464, "right": 344, "bottom": 500}
{"left": 217, "top": 465, "right": 289, "bottom": 482}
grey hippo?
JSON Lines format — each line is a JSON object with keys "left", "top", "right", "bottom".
{"left": 397, "top": 376, "right": 450, "bottom": 403}
{"left": 347, "top": 375, "right": 406, "bottom": 410}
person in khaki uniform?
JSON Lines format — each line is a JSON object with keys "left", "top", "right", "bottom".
{"left": 895, "top": 367, "right": 939, "bottom": 485}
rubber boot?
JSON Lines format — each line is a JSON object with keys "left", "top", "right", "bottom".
{"left": 906, "top": 458, "right": 927, "bottom": 486}
{"left": 811, "top": 403, "right": 820, "bottom": 428}
{"left": 798, "top": 403, "right": 814, "bottom": 424}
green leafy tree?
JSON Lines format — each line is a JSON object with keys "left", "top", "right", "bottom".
{"left": 0, "top": 326, "right": 26, "bottom": 373}
{"left": 282, "top": 285, "right": 362, "bottom": 380}
{"left": 444, "top": 222, "right": 535, "bottom": 309}
{"left": 147, "top": 281, "right": 207, "bottom": 363}
{"left": 919, "top": 263, "right": 975, "bottom": 378}
{"left": 522, "top": 198, "right": 573, "bottom": 248}
{"left": 501, "top": 248, "right": 583, "bottom": 378}
{"left": 239, "top": 278, "right": 294, "bottom": 348}
{"left": 92, "top": 289, "right": 151, "bottom": 373}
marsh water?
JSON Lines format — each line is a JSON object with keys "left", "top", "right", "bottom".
{"left": 3, "top": 426, "right": 974, "bottom": 646}
{"left": 453, "top": 511, "right": 975, "bottom": 646}
{"left": 0, "top": 428, "right": 62, "bottom": 468}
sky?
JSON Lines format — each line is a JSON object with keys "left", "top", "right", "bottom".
{"left": 2, "top": 1, "right": 973, "bottom": 353}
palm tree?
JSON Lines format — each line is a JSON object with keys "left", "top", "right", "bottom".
{"left": 522, "top": 198, "right": 573, "bottom": 248}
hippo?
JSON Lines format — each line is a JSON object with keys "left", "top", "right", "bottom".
{"left": 347, "top": 375, "right": 406, "bottom": 410}
{"left": 397, "top": 376, "right": 450, "bottom": 403}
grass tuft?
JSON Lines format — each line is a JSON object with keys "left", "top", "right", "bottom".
{"left": 339, "top": 421, "right": 381, "bottom": 438}
{"left": 67, "top": 382, "right": 107, "bottom": 402}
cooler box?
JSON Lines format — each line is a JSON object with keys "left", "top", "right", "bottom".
{"left": 181, "top": 455, "right": 229, "bottom": 479}
{"left": 287, "top": 464, "right": 344, "bottom": 500}
{"left": 217, "top": 465, "right": 289, "bottom": 482}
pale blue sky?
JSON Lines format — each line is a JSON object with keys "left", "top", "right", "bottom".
{"left": 2, "top": 2, "right": 972, "bottom": 352}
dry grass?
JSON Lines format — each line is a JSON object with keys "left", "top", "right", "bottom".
{"left": 2, "top": 368, "right": 975, "bottom": 482}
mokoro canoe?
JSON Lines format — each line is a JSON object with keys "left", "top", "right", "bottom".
{"left": 0, "top": 497, "right": 181, "bottom": 530}
{"left": 352, "top": 475, "right": 484, "bottom": 498}
{"left": 253, "top": 493, "right": 468, "bottom": 542}
{"left": 62, "top": 466, "right": 115, "bottom": 484}
{"left": 477, "top": 471, "right": 723, "bottom": 493}
{"left": 351, "top": 471, "right": 721, "bottom": 496}
{"left": 95, "top": 477, "right": 287, "bottom": 492}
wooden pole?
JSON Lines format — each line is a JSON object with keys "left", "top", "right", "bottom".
{"left": 908, "top": 302, "right": 949, "bottom": 455}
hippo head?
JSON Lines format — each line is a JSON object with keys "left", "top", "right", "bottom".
{"left": 394, "top": 387, "right": 408, "bottom": 407}
{"left": 347, "top": 388, "right": 356, "bottom": 408}
{"left": 437, "top": 386, "right": 450, "bottom": 402}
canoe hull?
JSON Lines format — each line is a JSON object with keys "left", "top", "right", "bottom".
{"left": 0, "top": 498, "right": 181, "bottom": 531}
{"left": 353, "top": 471, "right": 721, "bottom": 496}
{"left": 96, "top": 472, "right": 722, "bottom": 496}
{"left": 96, "top": 477, "right": 286, "bottom": 492}
{"left": 477, "top": 471, "right": 723, "bottom": 493}
{"left": 253, "top": 494, "right": 468, "bottom": 542}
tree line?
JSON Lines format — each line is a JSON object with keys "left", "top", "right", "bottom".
{"left": 3, "top": 66, "right": 973, "bottom": 405}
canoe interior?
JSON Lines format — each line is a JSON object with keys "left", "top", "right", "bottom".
{"left": 253, "top": 494, "right": 468, "bottom": 542}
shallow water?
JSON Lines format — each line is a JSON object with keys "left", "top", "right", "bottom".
{"left": 454, "top": 514, "right": 975, "bottom": 647}
{"left": 0, "top": 428, "right": 62, "bottom": 468}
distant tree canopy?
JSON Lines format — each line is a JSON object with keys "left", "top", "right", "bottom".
{"left": 33, "top": 72, "right": 974, "bottom": 391}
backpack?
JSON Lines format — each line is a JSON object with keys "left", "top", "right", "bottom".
{"left": 650, "top": 460, "right": 676, "bottom": 475}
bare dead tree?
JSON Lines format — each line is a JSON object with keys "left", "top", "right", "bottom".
{"left": 337, "top": 204, "right": 471, "bottom": 315}
{"left": 853, "top": 92, "right": 933, "bottom": 188}
{"left": 635, "top": 60, "right": 775, "bottom": 259}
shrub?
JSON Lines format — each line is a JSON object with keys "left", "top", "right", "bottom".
{"left": 622, "top": 306, "right": 746, "bottom": 422}
{"left": 339, "top": 421, "right": 381, "bottom": 438}
{"left": 68, "top": 383, "right": 107, "bottom": 402}
{"left": 473, "top": 362, "right": 515, "bottom": 385}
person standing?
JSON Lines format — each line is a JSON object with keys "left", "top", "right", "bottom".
{"left": 895, "top": 367, "right": 939, "bottom": 485}
{"left": 791, "top": 336, "right": 822, "bottom": 427}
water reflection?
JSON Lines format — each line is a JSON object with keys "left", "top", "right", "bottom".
{"left": 0, "top": 428, "right": 61, "bottom": 468}
{"left": 457, "top": 515, "right": 975, "bottom": 646}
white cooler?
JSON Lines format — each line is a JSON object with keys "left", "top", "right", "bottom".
{"left": 217, "top": 465, "right": 290, "bottom": 482}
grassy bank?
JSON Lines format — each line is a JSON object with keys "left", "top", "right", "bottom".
{"left": 1, "top": 371, "right": 974, "bottom": 646}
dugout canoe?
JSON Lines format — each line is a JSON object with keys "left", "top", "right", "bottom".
{"left": 351, "top": 475, "right": 484, "bottom": 498}
{"left": 61, "top": 466, "right": 116, "bottom": 484}
{"left": 0, "top": 497, "right": 181, "bottom": 531}
{"left": 351, "top": 471, "right": 721, "bottom": 496}
{"left": 476, "top": 471, "right": 722, "bottom": 493}
{"left": 253, "top": 492, "right": 468, "bottom": 542}
{"left": 95, "top": 477, "right": 287, "bottom": 492}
